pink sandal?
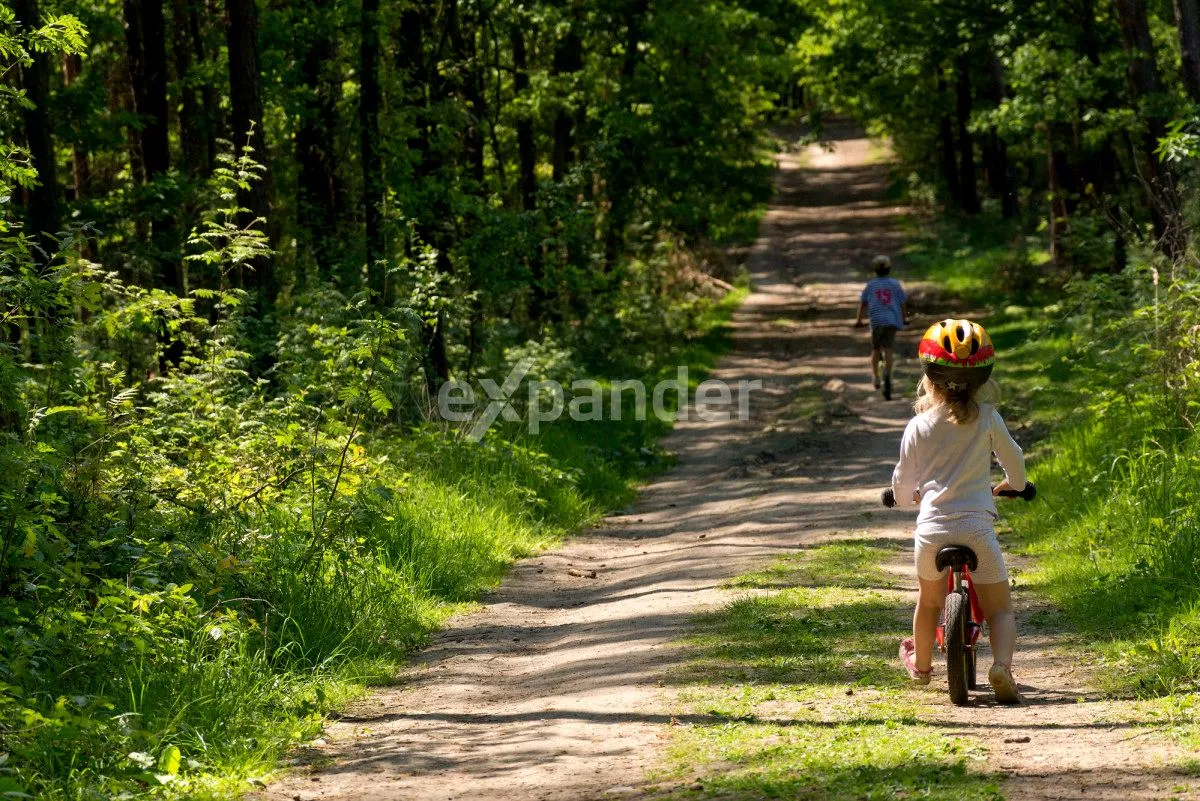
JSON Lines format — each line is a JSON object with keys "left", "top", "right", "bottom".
{"left": 899, "top": 637, "right": 932, "bottom": 685}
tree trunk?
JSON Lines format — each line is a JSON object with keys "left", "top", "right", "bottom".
{"left": 604, "top": 0, "right": 650, "bottom": 271}
{"left": 190, "top": 3, "right": 217, "bottom": 172}
{"left": 360, "top": 0, "right": 385, "bottom": 297}
{"left": 936, "top": 67, "right": 961, "bottom": 207}
{"left": 449, "top": 0, "right": 486, "bottom": 188}
{"left": 1047, "top": 127, "right": 1069, "bottom": 269}
{"left": 512, "top": 27, "right": 537, "bottom": 214}
{"left": 1175, "top": 0, "right": 1200, "bottom": 103}
{"left": 954, "top": 55, "right": 980, "bottom": 214}
{"left": 1114, "top": 0, "right": 1186, "bottom": 261}
{"left": 980, "top": 54, "right": 1016, "bottom": 218}
{"left": 123, "top": 0, "right": 171, "bottom": 178}
{"left": 171, "top": 0, "right": 206, "bottom": 177}
{"left": 551, "top": 10, "right": 583, "bottom": 183}
{"left": 512, "top": 24, "right": 546, "bottom": 323}
{"left": 16, "top": 0, "right": 59, "bottom": 248}
{"left": 62, "top": 54, "right": 91, "bottom": 201}
{"left": 397, "top": 4, "right": 449, "bottom": 392}
{"left": 225, "top": 0, "right": 274, "bottom": 295}
{"left": 296, "top": 0, "right": 343, "bottom": 280}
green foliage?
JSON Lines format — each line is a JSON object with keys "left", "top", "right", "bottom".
{"left": 0, "top": 128, "right": 749, "bottom": 797}
{"left": 1, "top": 0, "right": 786, "bottom": 795}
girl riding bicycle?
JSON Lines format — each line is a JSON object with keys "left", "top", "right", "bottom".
{"left": 891, "top": 319, "right": 1026, "bottom": 704}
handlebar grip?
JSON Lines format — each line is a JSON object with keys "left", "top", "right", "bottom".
{"left": 881, "top": 488, "right": 896, "bottom": 508}
{"left": 995, "top": 481, "right": 1037, "bottom": 501}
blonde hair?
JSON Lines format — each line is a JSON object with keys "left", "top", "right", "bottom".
{"left": 913, "top": 376, "right": 1000, "bottom": 424}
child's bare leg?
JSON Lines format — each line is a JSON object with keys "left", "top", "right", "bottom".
{"left": 974, "top": 580, "right": 1016, "bottom": 667}
{"left": 913, "top": 576, "right": 944, "bottom": 672}
{"left": 871, "top": 347, "right": 882, "bottom": 383}
{"left": 883, "top": 346, "right": 895, "bottom": 376}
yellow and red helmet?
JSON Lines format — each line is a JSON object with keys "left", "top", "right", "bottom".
{"left": 919, "top": 319, "right": 994, "bottom": 389}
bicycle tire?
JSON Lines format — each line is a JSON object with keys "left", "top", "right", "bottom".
{"left": 944, "top": 590, "right": 970, "bottom": 705}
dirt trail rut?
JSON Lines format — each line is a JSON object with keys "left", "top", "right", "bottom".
{"left": 265, "top": 128, "right": 1191, "bottom": 801}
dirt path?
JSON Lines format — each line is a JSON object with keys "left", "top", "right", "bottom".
{"left": 264, "top": 127, "right": 1191, "bottom": 801}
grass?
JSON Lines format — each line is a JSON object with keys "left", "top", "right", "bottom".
{"left": 9, "top": 283, "right": 749, "bottom": 801}
{"left": 656, "top": 541, "right": 1004, "bottom": 801}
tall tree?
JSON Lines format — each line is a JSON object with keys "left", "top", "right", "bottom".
{"left": 360, "top": 0, "right": 385, "bottom": 297}
{"left": 122, "top": 0, "right": 170, "bottom": 179}
{"left": 296, "top": 0, "right": 343, "bottom": 278}
{"left": 980, "top": 53, "right": 1016, "bottom": 218}
{"left": 936, "top": 67, "right": 962, "bottom": 207}
{"left": 511, "top": 22, "right": 545, "bottom": 322}
{"left": 448, "top": 0, "right": 486, "bottom": 187}
{"left": 225, "top": 0, "right": 274, "bottom": 294}
{"left": 512, "top": 25, "right": 537, "bottom": 215}
{"left": 171, "top": 0, "right": 206, "bottom": 177}
{"left": 954, "top": 54, "right": 980, "bottom": 214}
{"left": 1114, "top": 0, "right": 1186, "bottom": 260}
{"left": 1175, "top": 0, "right": 1200, "bottom": 103}
{"left": 604, "top": 0, "right": 651, "bottom": 270}
{"left": 396, "top": 4, "right": 449, "bottom": 390}
{"left": 15, "top": 0, "right": 59, "bottom": 248}
{"left": 61, "top": 54, "right": 91, "bottom": 201}
{"left": 551, "top": 8, "right": 583, "bottom": 183}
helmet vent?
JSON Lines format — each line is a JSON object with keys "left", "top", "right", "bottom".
{"left": 942, "top": 335, "right": 952, "bottom": 351}
{"left": 958, "top": 323, "right": 968, "bottom": 342}
{"left": 970, "top": 339, "right": 979, "bottom": 356}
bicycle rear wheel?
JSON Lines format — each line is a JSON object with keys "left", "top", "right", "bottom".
{"left": 944, "top": 590, "right": 970, "bottom": 705}
{"left": 967, "top": 641, "right": 977, "bottom": 689}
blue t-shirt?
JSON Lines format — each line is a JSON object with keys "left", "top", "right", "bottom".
{"left": 861, "top": 277, "right": 906, "bottom": 329}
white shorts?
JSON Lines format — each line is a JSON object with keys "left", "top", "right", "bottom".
{"left": 914, "top": 516, "right": 1008, "bottom": 585}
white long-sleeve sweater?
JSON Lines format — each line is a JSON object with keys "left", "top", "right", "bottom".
{"left": 891, "top": 403, "right": 1026, "bottom": 528}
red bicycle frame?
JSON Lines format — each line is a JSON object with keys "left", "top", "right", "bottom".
{"left": 936, "top": 564, "right": 985, "bottom": 650}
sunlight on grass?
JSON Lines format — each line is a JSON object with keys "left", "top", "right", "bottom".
{"left": 725, "top": 539, "right": 907, "bottom": 592}
{"left": 658, "top": 542, "right": 1004, "bottom": 800}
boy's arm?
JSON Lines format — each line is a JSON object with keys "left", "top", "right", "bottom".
{"left": 989, "top": 409, "right": 1027, "bottom": 493}
{"left": 855, "top": 300, "right": 868, "bottom": 327}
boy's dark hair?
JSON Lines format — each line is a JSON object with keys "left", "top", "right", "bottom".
{"left": 871, "top": 254, "right": 891, "bottom": 276}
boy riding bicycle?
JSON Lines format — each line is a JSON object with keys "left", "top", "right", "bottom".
{"left": 855, "top": 255, "right": 907, "bottom": 400}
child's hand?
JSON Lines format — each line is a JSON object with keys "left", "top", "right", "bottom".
{"left": 912, "top": 490, "right": 921, "bottom": 502}
{"left": 992, "top": 480, "right": 1015, "bottom": 496}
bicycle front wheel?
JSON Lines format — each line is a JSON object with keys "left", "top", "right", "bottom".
{"left": 944, "top": 590, "right": 970, "bottom": 705}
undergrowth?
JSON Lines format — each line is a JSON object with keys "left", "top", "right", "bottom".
{"left": 0, "top": 149, "right": 750, "bottom": 799}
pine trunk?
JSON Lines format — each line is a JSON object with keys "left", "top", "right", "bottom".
{"left": 296, "top": 0, "right": 343, "bottom": 280}
{"left": 360, "top": 0, "right": 385, "bottom": 296}
{"left": 1175, "top": 0, "right": 1200, "bottom": 103}
{"left": 16, "top": 0, "right": 59, "bottom": 247}
{"left": 512, "top": 24, "right": 546, "bottom": 323}
{"left": 62, "top": 54, "right": 91, "bottom": 201}
{"left": 551, "top": 10, "right": 583, "bottom": 183}
{"left": 225, "top": 0, "right": 274, "bottom": 295}
{"left": 1114, "top": 0, "right": 1186, "bottom": 262}
{"left": 604, "top": 0, "right": 650, "bottom": 271}
{"left": 936, "top": 68, "right": 962, "bottom": 207}
{"left": 171, "top": 0, "right": 206, "bottom": 177}
{"left": 954, "top": 56, "right": 980, "bottom": 214}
